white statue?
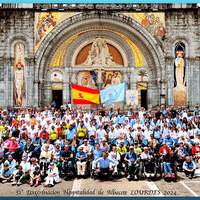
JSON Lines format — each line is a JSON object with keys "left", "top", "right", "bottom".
{"left": 80, "top": 38, "right": 122, "bottom": 68}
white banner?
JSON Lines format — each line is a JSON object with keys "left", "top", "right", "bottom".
{"left": 126, "top": 90, "right": 138, "bottom": 106}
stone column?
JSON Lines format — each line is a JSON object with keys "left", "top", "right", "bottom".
{"left": 130, "top": 67, "right": 137, "bottom": 90}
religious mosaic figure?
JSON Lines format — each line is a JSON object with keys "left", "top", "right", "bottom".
{"left": 14, "top": 43, "right": 26, "bottom": 107}
{"left": 35, "top": 12, "right": 56, "bottom": 45}
{"left": 174, "top": 42, "right": 186, "bottom": 107}
{"left": 78, "top": 71, "right": 97, "bottom": 89}
{"left": 103, "top": 71, "right": 122, "bottom": 88}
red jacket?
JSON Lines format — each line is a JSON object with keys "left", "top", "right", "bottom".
{"left": 192, "top": 146, "right": 200, "bottom": 155}
{"left": 159, "top": 146, "right": 171, "bottom": 155}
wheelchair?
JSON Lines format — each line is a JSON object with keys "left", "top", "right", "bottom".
{"left": 39, "top": 158, "right": 50, "bottom": 181}
{"left": 61, "top": 157, "right": 76, "bottom": 180}
{"left": 125, "top": 161, "right": 140, "bottom": 181}
{"left": 93, "top": 167, "right": 114, "bottom": 180}
{"left": 140, "top": 159, "right": 157, "bottom": 181}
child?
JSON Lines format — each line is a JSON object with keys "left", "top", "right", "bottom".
{"left": 0, "top": 163, "right": 13, "bottom": 183}
{"left": 30, "top": 166, "right": 41, "bottom": 187}
{"left": 22, "top": 170, "right": 31, "bottom": 184}
{"left": 12, "top": 165, "right": 24, "bottom": 186}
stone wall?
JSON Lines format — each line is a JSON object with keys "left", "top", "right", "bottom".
{"left": 0, "top": 4, "right": 199, "bottom": 109}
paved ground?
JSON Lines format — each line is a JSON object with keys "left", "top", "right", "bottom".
{"left": 1, "top": 172, "right": 200, "bottom": 197}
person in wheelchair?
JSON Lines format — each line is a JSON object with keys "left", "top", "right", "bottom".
{"left": 60, "top": 145, "right": 74, "bottom": 178}
{"left": 124, "top": 146, "right": 139, "bottom": 180}
{"left": 94, "top": 152, "right": 117, "bottom": 179}
{"left": 140, "top": 147, "right": 156, "bottom": 179}
{"left": 39, "top": 145, "right": 51, "bottom": 177}
{"left": 175, "top": 141, "right": 188, "bottom": 171}
{"left": 75, "top": 147, "right": 88, "bottom": 176}
{"left": 163, "top": 150, "right": 178, "bottom": 181}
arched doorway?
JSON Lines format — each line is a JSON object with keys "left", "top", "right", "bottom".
{"left": 51, "top": 70, "right": 63, "bottom": 109}
{"left": 35, "top": 12, "right": 165, "bottom": 109}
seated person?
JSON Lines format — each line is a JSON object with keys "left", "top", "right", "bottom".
{"left": 60, "top": 145, "right": 74, "bottom": 175}
{"left": 183, "top": 156, "right": 197, "bottom": 179}
{"left": 116, "top": 142, "right": 127, "bottom": 164}
{"left": 163, "top": 150, "right": 177, "bottom": 179}
{"left": 99, "top": 138, "right": 109, "bottom": 153}
{"left": 30, "top": 166, "right": 41, "bottom": 187}
{"left": 176, "top": 141, "right": 188, "bottom": 169}
{"left": 94, "top": 152, "right": 117, "bottom": 177}
{"left": 20, "top": 155, "right": 31, "bottom": 173}
{"left": 22, "top": 170, "right": 31, "bottom": 184}
{"left": 79, "top": 139, "right": 93, "bottom": 159}
{"left": 108, "top": 146, "right": 121, "bottom": 175}
{"left": 163, "top": 133, "right": 174, "bottom": 148}
{"left": 0, "top": 157, "right": 4, "bottom": 174}
{"left": 140, "top": 147, "right": 155, "bottom": 177}
{"left": 5, "top": 154, "right": 17, "bottom": 173}
{"left": 44, "top": 162, "right": 61, "bottom": 187}
{"left": 12, "top": 165, "right": 24, "bottom": 186}
{"left": 52, "top": 145, "right": 61, "bottom": 168}
{"left": 23, "top": 138, "right": 35, "bottom": 159}
{"left": 134, "top": 142, "right": 142, "bottom": 156}
{"left": 124, "top": 146, "right": 139, "bottom": 180}
{"left": 192, "top": 141, "right": 200, "bottom": 168}
{"left": 91, "top": 144, "right": 102, "bottom": 173}
{"left": 40, "top": 145, "right": 51, "bottom": 174}
{"left": 4, "top": 137, "right": 20, "bottom": 158}
{"left": 0, "top": 163, "right": 13, "bottom": 183}
{"left": 75, "top": 147, "right": 87, "bottom": 175}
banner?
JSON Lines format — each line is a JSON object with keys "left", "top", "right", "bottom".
{"left": 126, "top": 90, "right": 138, "bottom": 106}
{"left": 72, "top": 84, "right": 100, "bottom": 104}
{"left": 100, "top": 82, "right": 126, "bottom": 104}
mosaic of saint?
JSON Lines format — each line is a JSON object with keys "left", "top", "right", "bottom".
{"left": 174, "top": 42, "right": 186, "bottom": 107}
{"left": 13, "top": 43, "right": 26, "bottom": 107}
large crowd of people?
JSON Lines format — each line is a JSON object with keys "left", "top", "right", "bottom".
{"left": 0, "top": 104, "right": 199, "bottom": 187}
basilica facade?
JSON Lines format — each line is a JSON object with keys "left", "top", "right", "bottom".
{"left": 0, "top": 4, "right": 199, "bottom": 109}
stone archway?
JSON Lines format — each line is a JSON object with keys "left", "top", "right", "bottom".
{"left": 35, "top": 12, "right": 165, "bottom": 108}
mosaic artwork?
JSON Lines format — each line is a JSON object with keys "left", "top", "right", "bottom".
{"left": 174, "top": 42, "right": 186, "bottom": 107}
{"left": 13, "top": 43, "right": 26, "bottom": 107}
{"left": 102, "top": 71, "right": 122, "bottom": 88}
{"left": 77, "top": 71, "right": 98, "bottom": 89}
{"left": 51, "top": 70, "right": 63, "bottom": 90}
{"left": 137, "top": 69, "right": 148, "bottom": 82}
{"left": 123, "top": 12, "right": 165, "bottom": 37}
{"left": 126, "top": 90, "right": 138, "bottom": 106}
{"left": 34, "top": 12, "right": 79, "bottom": 53}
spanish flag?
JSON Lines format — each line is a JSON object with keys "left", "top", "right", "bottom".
{"left": 72, "top": 84, "right": 100, "bottom": 104}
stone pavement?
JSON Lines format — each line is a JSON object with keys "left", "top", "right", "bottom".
{"left": 0, "top": 172, "right": 200, "bottom": 197}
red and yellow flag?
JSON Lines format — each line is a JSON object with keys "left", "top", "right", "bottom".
{"left": 72, "top": 84, "right": 100, "bottom": 104}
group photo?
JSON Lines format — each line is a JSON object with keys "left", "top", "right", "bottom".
{"left": 0, "top": 105, "right": 199, "bottom": 189}
{"left": 0, "top": 2, "right": 199, "bottom": 197}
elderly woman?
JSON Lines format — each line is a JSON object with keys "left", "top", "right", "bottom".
{"left": 44, "top": 162, "right": 61, "bottom": 187}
